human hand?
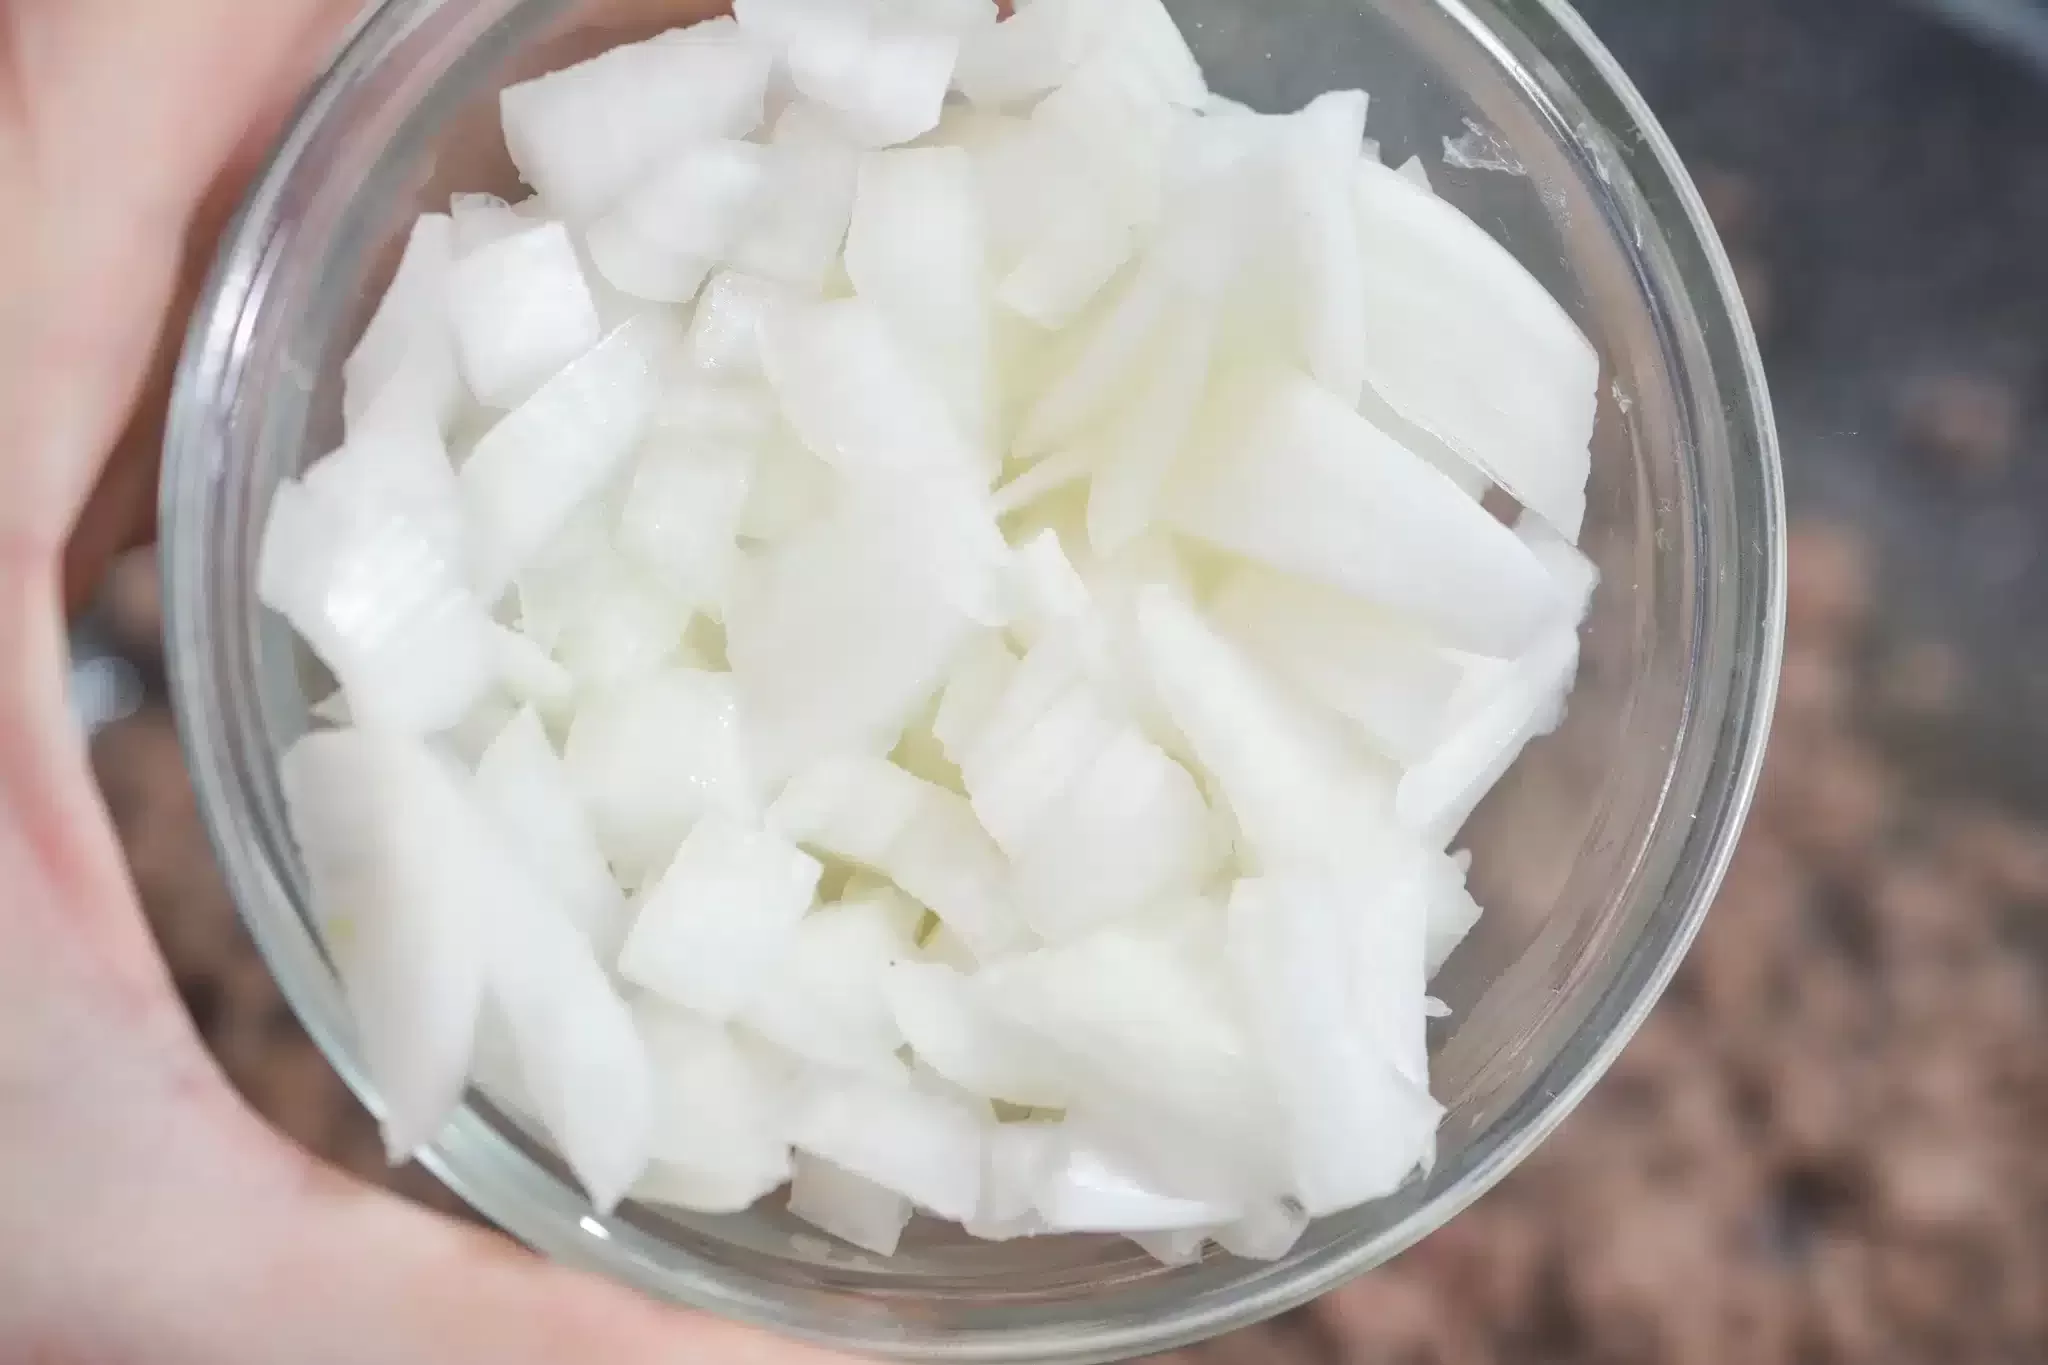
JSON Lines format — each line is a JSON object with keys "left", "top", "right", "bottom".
{"left": 0, "top": 3, "right": 846, "bottom": 1360}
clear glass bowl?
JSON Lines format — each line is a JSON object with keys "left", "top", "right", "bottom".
{"left": 160, "top": 0, "right": 1784, "bottom": 1359}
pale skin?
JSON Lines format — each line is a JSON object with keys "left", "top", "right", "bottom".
{"left": 0, "top": 1, "right": 846, "bottom": 1359}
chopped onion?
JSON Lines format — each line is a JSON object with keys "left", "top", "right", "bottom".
{"left": 500, "top": 33, "right": 774, "bottom": 222}
{"left": 724, "top": 102, "right": 864, "bottom": 289}
{"left": 1353, "top": 157, "right": 1599, "bottom": 540}
{"left": 1167, "top": 369, "right": 1562, "bottom": 659}
{"left": 635, "top": 1004, "right": 793, "bottom": 1213}
{"left": 1227, "top": 871, "right": 1442, "bottom": 1217}
{"left": 273, "top": 0, "right": 1606, "bottom": 1254}
{"left": 460, "top": 317, "right": 667, "bottom": 596}
{"left": 474, "top": 707, "right": 629, "bottom": 960}
{"left": 281, "top": 730, "right": 489, "bottom": 1160}
{"left": 586, "top": 140, "right": 769, "bottom": 305}
{"left": 618, "top": 815, "right": 823, "bottom": 1020}
{"left": 845, "top": 146, "right": 993, "bottom": 446}
{"left": 447, "top": 220, "right": 602, "bottom": 408}
{"left": 742, "top": 893, "right": 919, "bottom": 1075}
{"left": 1210, "top": 564, "right": 1464, "bottom": 765}
{"left": 564, "top": 669, "right": 759, "bottom": 888}
{"left": 788, "top": 1153, "right": 913, "bottom": 1256}
{"left": 259, "top": 425, "right": 495, "bottom": 737}
{"left": 789, "top": 1071, "right": 984, "bottom": 1220}
{"left": 343, "top": 214, "right": 462, "bottom": 436}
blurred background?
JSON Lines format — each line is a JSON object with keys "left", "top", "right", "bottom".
{"left": 78, "top": 0, "right": 2048, "bottom": 1359}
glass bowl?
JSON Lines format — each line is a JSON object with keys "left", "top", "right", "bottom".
{"left": 160, "top": 0, "right": 1784, "bottom": 1359}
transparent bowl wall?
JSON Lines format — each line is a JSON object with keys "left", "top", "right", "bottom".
{"left": 161, "top": 0, "right": 1783, "bottom": 1360}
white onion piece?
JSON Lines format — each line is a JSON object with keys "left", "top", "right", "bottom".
{"left": 509, "top": 502, "right": 618, "bottom": 652}
{"left": 1036, "top": 1140, "right": 1241, "bottom": 1234}
{"left": 587, "top": 140, "right": 768, "bottom": 304}
{"left": 485, "top": 842, "right": 655, "bottom": 1212}
{"left": 564, "top": 669, "right": 758, "bottom": 888}
{"left": 488, "top": 622, "right": 575, "bottom": 716}
{"left": 769, "top": 754, "right": 933, "bottom": 864}
{"left": 768, "top": 755, "right": 1025, "bottom": 960}
{"left": 1227, "top": 872, "right": 1441, "bottom": 1217}
{"left": 930, "top": 633, "right": 1021, "bottom": 770}
{"left": 474, "top": 707, "right": 630, "bottom": 962}
{"left": 760, "top": 296, "right": 990, "bottom": 486}
{"left": 500, "top": 33, "right": 774, "bottom": 221}
{"left": 1354, "top": 157, "right": 1599, "bottom": 540}
{"left": 1167, "top": 370, "right": 1561, "bottom": 659}
{"left": 549, "top": 561, "right": 694, "bottom": 695}
{"left": 1083, "top": 303, "right": 1215, "bottom": 556}
{"left": 985, "top": 923, "right": 1276, "bottom": 1202}
{"left": 449, "top": 192, "right": 531, "bottom": 255}
{"left": 891, "top": 0, "right": 998, "bottom": 34}
{"left": 619, "top": 815, "right": 823, "bottom": 1020}
{"left": 444, "top": 695, "right": 523, "bottom": 772}
{"left": 635, "top": 1004, "right": 793, "bottom": 1213}
{"left": 1007, "top": 530, "right": 1096, "bottom": 650}
{"left": 447, "top": 221, "right": 601, "bottom": 409}
{"left": 997, "top": 208, "right": 1137, "bottom": 331}
{"left": 1128, "top": 1229, "right": 1209, "bottom": 1267}
{"left": 739, "top": 432, "right": 838, "bottom": 546}
{"left": 788, "top": 1153, "right": 913, "bottom": 1256}
{"left": 687, "top": 271, "right": 809, "bottom": 380}
{"left": 656, "top": 375, "right": 784, "bottom": 446}
{"left": 1397, "top": 533, "right": 1597, "bottom": 845}
{"left": 1215, "top": 1200, "right": 1311, "bottom": 1262}
{"left": 789, "top": 1071, "right": 983, "bottom": 1221}
{"left": 952, "top": 0, "right": 1098, "bottom": 108}
{"left": 845, "top": 146, "right": 993, "bottom": 445}
{"left": 1425, "top": 851, "right": 1483, "bottom": 979}
{"left": 1349, "top": 860, "right": 1436, "bottom": 1092}
{"left": 300, "top": 403, "right": 469, "bottom": 552}
{"left": 1008, "top": 727, "right": 1217, "bottom": 943}
{"left": 460, "top": 317, "right": 667, "bottom": 596}
{"left": 1029, "top": 53, "right": 1182, "bottom": 235}
{"left": 343, "top": 214, "right": 462, "bottom": 435}
{"left": 739, "top": 0, "right": 959, "bottom": 148}
{"left": 1133, "top": 587, "right": 1390, "bottom": 870}
{"left": 887, "top": 962, "right": 1070, "bottom": 1108}
{"left": 968, "top": 113, "right": 1092, "bottom": 275}
{"left": 726, "top": 507, "right": 976, "bottom": 781}
{"left": 1210, "top": 565, "right": 1464, "bottom": 765}
{"left": 1279, "top": 91, "right": 1370, "bottom": 407}
{"left": 280, "top": 731, "right": 487, "bottom": 1160}
{"left": 743, "top": 895, "right": 920, "bottom": 1075}
{"left": 1395, "top": 633, "right": 1578, "bottom": 848}
{"left": 960, "top": 679, "right": 1119, "bottom": 857}
{"left": 1014, "top": 249, "right": 1177, "bottom": 460}
{"left": 259, "top": 430, "right": 495, "bottom": 738}
{"left": 616, "top": 436, "right": 754, "bottom": 617}
{"left": 968, "top": 1120, "right": 1060, "bottom": 1241}
{"left": 725, "top": 102, "right": 864, "bottom": 289}
{"left": 888, "top": 786, "right": 1031, "bottom": 962}
{"left": 637, "top": 1155, "right": 790, "bottom": 1220}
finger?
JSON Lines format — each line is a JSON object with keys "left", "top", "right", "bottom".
{"left": 33, "top": 0, "right": 363, "bottom": 610}
{"left": 215, "top": 1171, "right": 858, "bottom": 1365}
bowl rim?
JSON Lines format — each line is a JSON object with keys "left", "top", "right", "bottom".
{"left": 160, "top": 0, "right": 1785, "bottom": 1358}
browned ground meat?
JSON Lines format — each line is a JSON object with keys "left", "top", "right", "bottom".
{"left": 96, "top": 520, "right": 2048, "bottom": 1363}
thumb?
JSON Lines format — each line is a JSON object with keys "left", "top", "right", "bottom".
{"left": 207, "top": 1172, "right": 855, "bottom": 1365}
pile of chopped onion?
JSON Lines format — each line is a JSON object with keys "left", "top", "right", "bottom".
{"left": 261, "top": 0, "right": 1599, "bottom": 1265}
